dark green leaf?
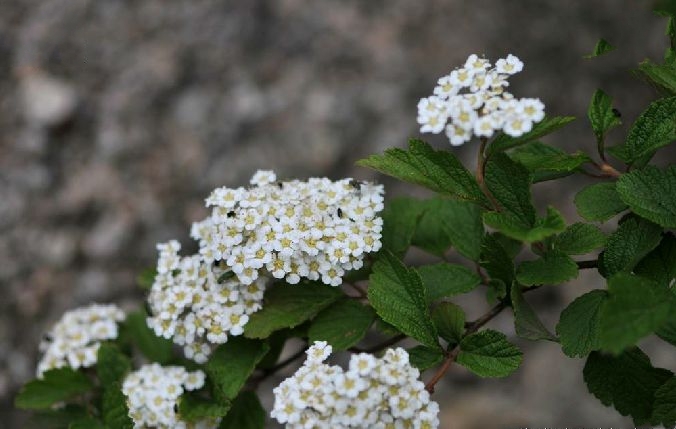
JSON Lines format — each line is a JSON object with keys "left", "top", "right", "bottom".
{"left": 178, "top": 393, "right": 231, "bottom": 422}
{"left": 509, "top": 142, "right": 591, "bottom": 183}
{"left": 584, "top": 348, "right": 673, "bottom": 425}
{"left": 368, "top": 251, "right": 439, "bottom": 349}
{"left": 616, "top": 165, "right": 676, "bottom": 228}
{"left": 624, "top": 96, "right": 676, "bottom": 163}
{"left": 588, "top": 89, "right": 621, "bottom": 139}
{"left": 123, "top": 310, "right": 174, "bottom": 364}
{"left": 15, "top": 368, "right": 93, "bottom": 410}
{"left": 380, "top": 197, "right": 425, "bottom": 257}
{"left": 431, "top": 302, "right": 465, "bottom": 344}
{"left": 635, "top": 233, "right": 676, "bottom": 288}
{"left": 69, "top": 418, "right": 105, "bottom": 429}
{"left": 553, "top": 222, "right": 606, "bottom": 255}
{"left": 418, "top": 263, "right": 481, "bottom": 302}
{"left": 484, "top": 153, "right": 535, "bottom": 225}
{"left": 308, "top": 299, "right": 375, "bottom": 351}
{"left": 657, "top": 313, "right": 676, "bottom": 346}
{"left": 584, "top": 38, "right": 616, "bottom": 58}
{"left": 637, "top": 60, "right": 676, "bottom": 95}
{"left": 510, "top": 285, "right": 557, "bottom": 341}
{"left": 488, "top": 116, "right": 576, "bottom": 154}
{"left": 556, "top": 290, "right": 607, "bottom": 357}
{"left": 574, "top": 182, "right": 628, "bottom": 222}
{"left": 219, "top": 391, "right": 265, "bottom": 429}
{"left": 244, "top": 282, "right": 342, "bottom": 339}
{"left": 96, "top": 344, "right": 131, "bottom": 386}
{"left": 26, "top": 406, "right": 88, "bottom": 429}
{"left": 479, "top": 233, "right": 515, "bottom": 286}
{"left": 653, "top": 376, "right": 676, "bottom": 426}
{"left": 457, "top": 330, "right": 522, "bottom": 377}
{"left": 407, "top": 346, "right": 445, "bottom": 371}
{"left": 205, "top": 337, "right": 269, "bottom": 402}
{"left": 356, "top": 139, "right": 488, "bottom": 205}
{"left": 483, "top": 206, "right": 566, "bottom": 243}
{"left": 599, "top": 216, "right": 662, "bottom": 277}
{"left": 101, "top": 383, "right": 133, "bottom": 429}
{"left": 136, "top": 267, "right": 157, "bottom": 291}
{"left": 516, "top": 252, "right": 579, "bottom": 286}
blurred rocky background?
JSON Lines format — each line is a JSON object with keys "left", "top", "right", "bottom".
{"left": 1, "top": 1, "right": 674, "bottom": 427}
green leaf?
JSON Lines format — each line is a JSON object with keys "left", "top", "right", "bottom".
{"left": 584, "top": 38, "right": 616, "bottom": 58}
{"left": 205, "top": 337, "right": 269, "bottom": 402}
{"left": 15, "top": 368, "right": 93, "bottom": 410}
{"left": 431, "top": 302, "right": 465, "bottom": 344}
{"left": 653, "top": 376, "right": 676, "bottom": 426}
{"left": 368, "top": 251, "right": 439, "bottom": 349}
{"left": 598, "top": 273, "right": 673, "bottom": 354}
{"left": 308, "top": 299, "right": 375, "bottom": 351}
{"left": 553, "top": 222, "right": 606, "bottom": 255}
{"left": 479, "top": 233, "right": 515, "bottom": 286}
{"left": 418, "top": 263, "right": 481, "bottom": 302}
{"left": 510, "top": 285, "right": 557, "bottom": 341}
{"left": 26, "top": 406, "right": 89, "bottom": 429}
{"left": 483, "top": 206, "right": 566, "bottom": 243}
{"left": 96, "top": 344, "right": 131, "bottom": 386}
{"left": 657, "top": 313, "right": 676, "bottom": 346}
{"left": 635, "top": 233, "right": 676, "bottom": 288}
{"left": 516, "top": 252, "right": 579, "bottom": 286}
{"left": 556, "top": 290, "right": 607, "bottom": 357}
{"left": 123, "top": 310, "right": 174, "bottom": 364}
{"left": 616, "top": 165, "right": 676, "bottom": 228}
{"left": 574, "top": 182, "right": 628, "bottom": 222}
{"left": 637, "top": 59, "right": 676, "bottom": 95}
{"left": 584, "top": 348, "right": 673, "bottom": 425}
{"left": 244, "top": 282, "right": 342, "bottom": 339}
{"left": 407, "top": 346, "right": 445, "bottom": 371}
{"left": 623, "top": 96, "right": 676, "bottom": 163}
{"left": 178, "top": 393, "right": 231, "bottom": 422}
{"left": 599, "top": 216, "right": 662, "bottom": 277}
{"left": 488, "top": 116, "right": 576, "bottom": 154}
{"left": 380, "top": 197, "right": 425, "bottom": 257}
{"left": 457, "top": 330, "right": 523, "bottom": 377}
{"left": 69, "top": 418, "right": 105, "bottom": 429}
{"left": 484, "top": 153, "right": 535, "bottom": 225}
{"left": 136, "top": 267, "right": 157, "bottom": 291}
{"left": 357, "top": 139, "right": 488, "bottom": 205}
{"left": 219, "top": 391, "right": 266, "bottom": 429}
{"left": 509, "top": 142, "right": 591, "bottom": 183}
{"left": 588, "top": 89, "right": 621, "bottom": 140}
{"left": 101, "top": 383, "right": 133, "bottom": 429}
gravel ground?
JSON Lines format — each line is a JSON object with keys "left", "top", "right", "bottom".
{"left": 1, "top": 1, "right": 673, "bottom": 427}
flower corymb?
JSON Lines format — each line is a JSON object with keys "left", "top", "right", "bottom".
{"left": 417, "top": 54, "right": 545, "bottom": 146}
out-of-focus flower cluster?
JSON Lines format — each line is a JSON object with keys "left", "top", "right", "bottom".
{"left": 37, "top": 303, "right": 124, "bottom": 377}
{"left": 417, "top": 54, "right": 545, "bottom": 145}
{"left": 271, "top": 341, "right": 440, "bottom": 428}
{"left": 122, "top": 363, "right": 216, "bottom": 429}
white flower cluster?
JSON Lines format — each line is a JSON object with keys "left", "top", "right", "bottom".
{"left": 147, "top": 240, "right": 267, "bottom": 363}
{"left": 271, "top": 341, "right": 439, "bottom": 428}
{"left": 37, "top": 303, "right": 124, "bottom": 377}
{"left": 192, "top": 170, "right": 384, "bottom": 287}
{"left": 122, "top": 363, "right": 217, "bottom": 429}
{"left": 417, "top": 54, "right": 545, "bottom": 146}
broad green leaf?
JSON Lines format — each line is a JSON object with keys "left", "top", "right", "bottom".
{"left": 488, "top": 116, "right": 576, "bottom": 154}
{"left": 553, "top": 222, "right": 606, "bottom": 255}
{"left": 101, "top": 383, "right": 133, "bottom": 429}
{"left": 616, "top": 165, "right": 676, "bottom": 228}
{"left": 457, "top": 330, "right": 522, "bottom": 377}
{"left": 599, "top": 216, "right": 662, "bottom": 277}
{"left": 584, "top": 38, "right": 616, "bottom": 58}
{"left": 483, "top": 206, "right": 566, "bottom": 243}
{"left": 412, "top": 200, "right": 454, "bottom": 256}
{"left": 484, "top": 153, "right": 535, "bottom": 225}
{"left": 509, "top": 142, "right": 591, "bottom": 183}
{"left": 588, "top": 89, "right": 621, "bottom": 140}
{"left": 556, "top": 290, "right": 607, "bottom": 357}
{"left": 624, "top": 96, "right": 676, "bottom": 163}
{"left": 574, "top": 182, "right": 628, "bottom": 222}
{"left": 637, "top": 60, "right": 676, "bottom": 95}
{"left": 657, "top": 313, "right": 676, "bottom": 346}
{"left": 653, "top": 376, "right": 676, "bottom": 426}
{"left": 380, "top": 197, "right": 425, "bottom": 257}
{"left": 407, "top": 346, "right": 445, "bottom": 371}
{"left": 431, "top": 302, "right": 465, "bottom": 344}
{"left": 15, "top": 368, "right": 93, "bottom": 410}
{"left": 584, "top": 348, "right": 673, "bottom": 425}
{"left": 368, "top": 251, "right": 439, "bottom": 349}
{"left": 26, "top": 406, "right": 88, "bottom": 429}
{"left": 598, "top": 273, "right": 673, "bottom": 354}
{"left": 357, "top": 139, "right": 488, "bottom": 205}
{"left": 244, "top": 282, "right": 342, "bottom": 339}
{"left": 635, "top": 233, "right": 676, "bottom": 288}
{"left": 606, "top": 144, "right": 654, "bottom": 168}
{"left": 417, "top": 263, "right": 481, "bottom": 302}
{"left": 205, "top": 337, "right": 269, "bottom": 402}
{"left": 69, "top": 418, "right": 105, "bottom": 429}
{"left": 516, "top": 252, "right": 579, "bottom": 286}
{"left": 308, "top": 299, "right": 375, "bottom": 351}
{"left": 219, "top": 391, "right": 266, "bottom": 429}
{"left": 510, "top": 285, "right": 557, "bottom": 341}
{"left": 178, "top": 393, "right": 231, "bottom": 422}
{"left": 97, "top": 344, "right": 131, "bottom": 386}
{"left": 123, "top": 310, "right": 174, "bottom": 364}
{"left": 136, "top": 267, "right": 156, "bottom": 291}
{"left": 479, "top": 233, "right": 515, "bottom": 286}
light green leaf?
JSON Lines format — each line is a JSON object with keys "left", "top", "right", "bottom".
{"left": 418, "top": 263, "right": 481, "bottom": 302}
{"left": 178, "top": 394, "right": 231, "bottom": 422}
{"left": 368, "top": 251, "right": 439, "bottom": 349}
{"left": 357, "top": 139, "right": 488, "bottom": 205}
{"left": 483, "top": 206, "right": 566, "bottom": 243}
{"left": 15, "top": 368, "right": 93, "bottom": 410}
{"left": 484, "top": 153, "right": 535, "bottom": 225}
{"left": 584, "top": 348, "right": 673, "bottom": 425}
{"left": 123, "top": 310, "right": 174, "bottom": 364}
{"left": 556, "top": 290, "right": 607, "bottom": 357}
{"left": 205, "top": 337, "right": 269, "bottom": 402}
{"left": 653, "top": 376, "right": 676, "bottom": 426}
{"left": 244, "top": 282, "right": 342, "bottom": 339}
{"left": 616, "top": 165, "right": 676, "bottom": 228}
{"left": 584, "top": 38, "right": 616, "bottom": 58}
{"left": 510, "top": 285, "right": 557, "bottom": 341}
{"left": 431, "top": 302, "right": 466, "bottom": 344}
{"left": 407, "top": 346, "right": 445, "bottom": 371}
{"left": 488, "top": 116, "right": 576, "bottom": 154}
{"left": 516, "top": 252, "right": 579, "bottom": 286}
{"left": 599, "top": 216, "right": 662, "bottom": 277}
{"left": 574, "top": 182, "right": 628, "bottom": 222}
{"left": 380, "top": 197, "right": 425, "bottom": 257}
{"left": 588, "top": 89, "right": 621, "bottom": 140}
{"left": 96, "top": 343, "right": 131, "bottom": 386}
{"left": 308, "top": 299, "right": 375, "bottom": 351}
{"left": 101, "top": 383, "right": 133, "bottom": 429}
{"left": 624, "top": 96, "right": 676, "bottom": 163}
{"left": 637, "top": 60, "right": 676, "bottom": 95}
{"left": 509, "top": 141, "right": 591, "bottom": 183}
{"left": 554, "top": 222, "right": 606, "bottom": 255}
{"left": 635, "top": 233, "right": 676, "bottom": 288}
{"left": 219, "top": 391, "right": 266, "bottom": 429}
{"left": 457, "top": 330, "right": 523, "bottom": 378}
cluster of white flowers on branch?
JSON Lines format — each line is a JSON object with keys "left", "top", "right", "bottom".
{"left": 417, "top": 54, "right": 545, "bottom": 145}
{"left": 271, "top": 341, "right": 440, "bottom": 428}
{"left": 36, "top": 303, "right": 124, "bottom": 377}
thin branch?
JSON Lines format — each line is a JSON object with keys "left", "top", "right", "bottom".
{"left": 350, "top": 334, "right": 407, "bottom": 354}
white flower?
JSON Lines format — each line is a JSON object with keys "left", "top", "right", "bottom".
{"left": 495, "top": 53, "right": 524, "bottom": 75}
